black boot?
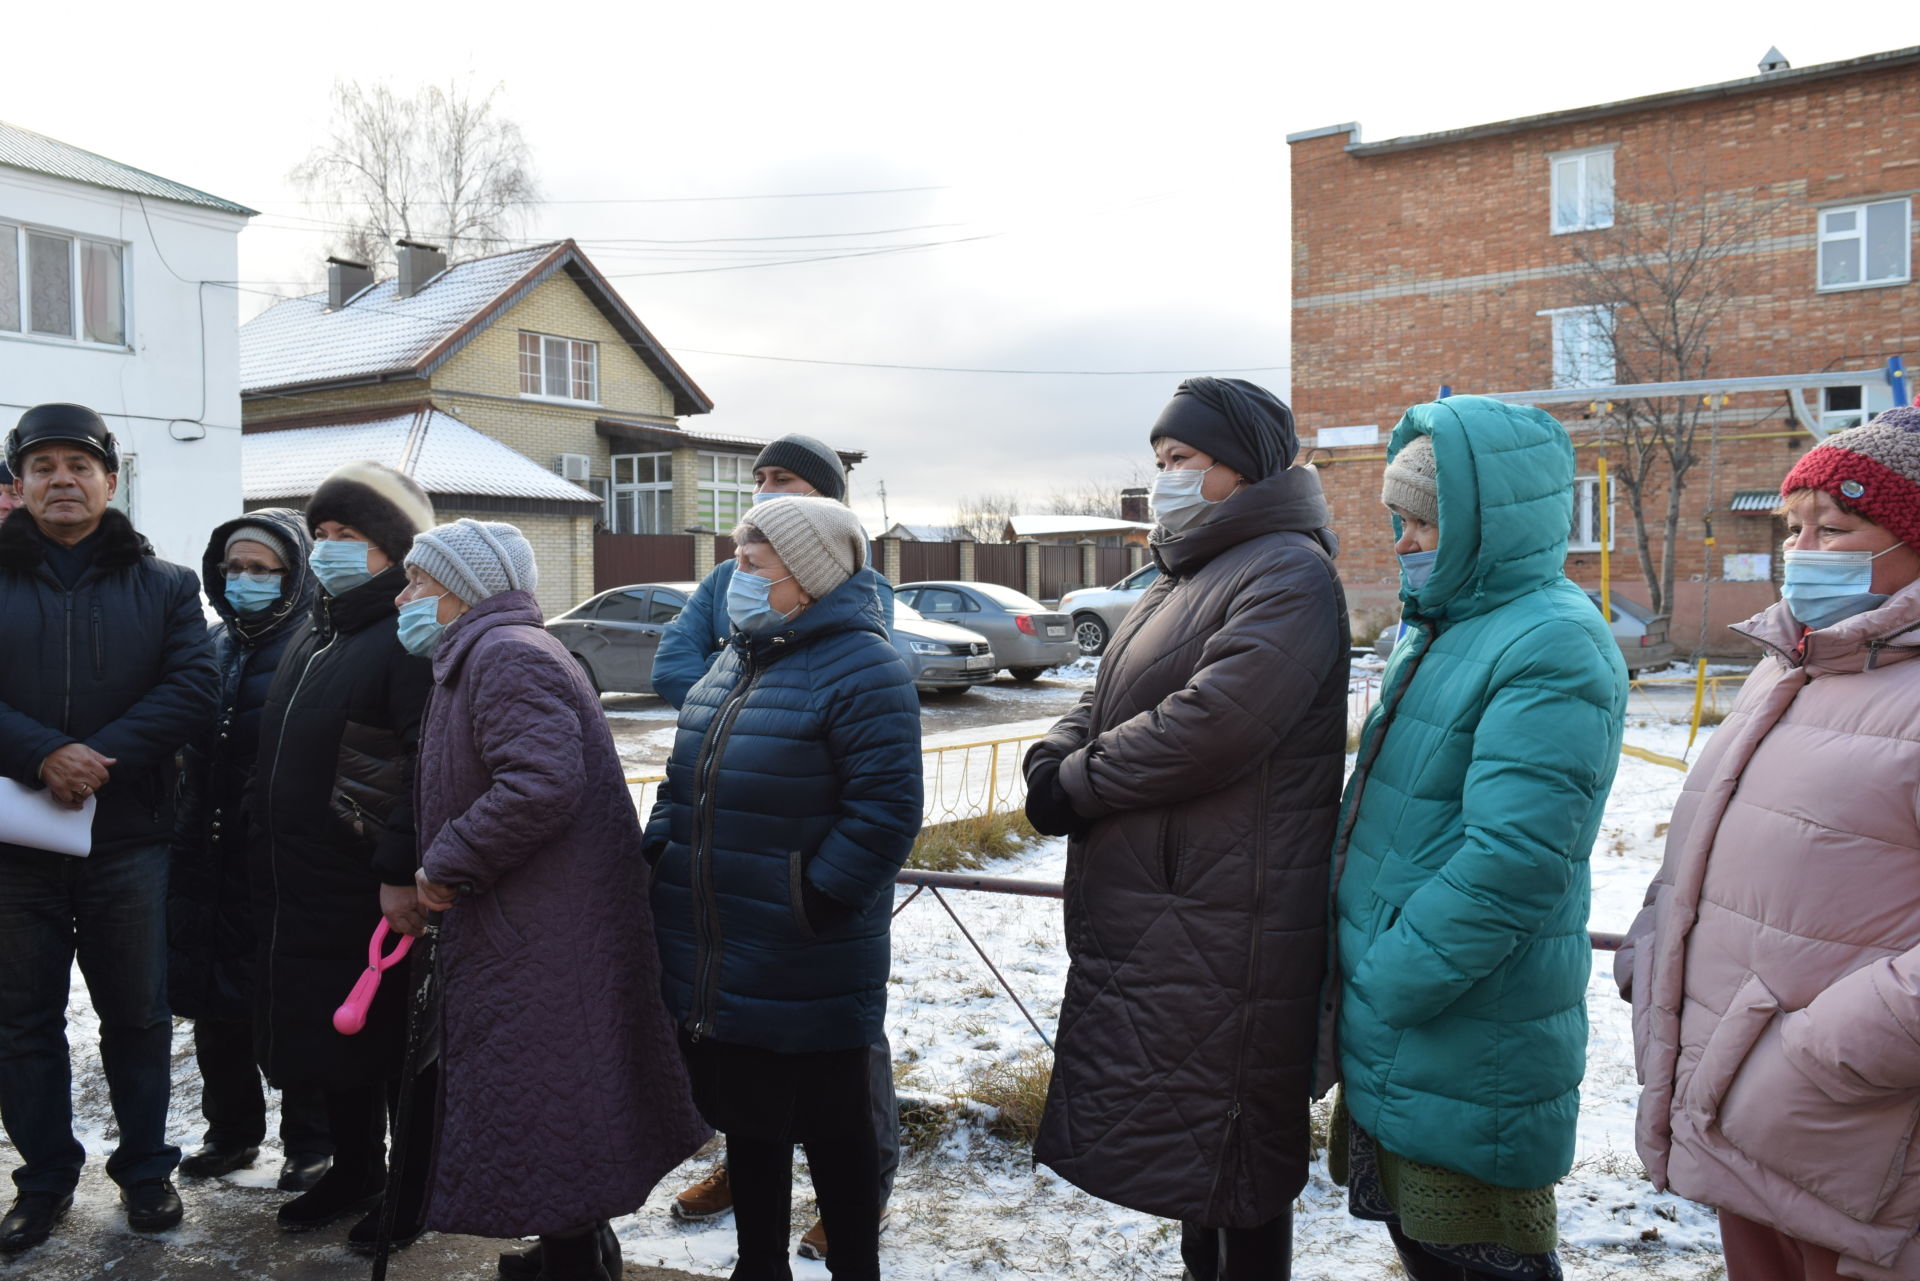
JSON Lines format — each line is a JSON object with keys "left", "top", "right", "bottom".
{"left": 500, "top": 1220, "right": 620, "bottom": 1278}
{"left": 179, "top": 1140, "right": 261, "bottom": 1179}
{"left": 0, "top": 1193, "right": 72, "bottom": 1254}
{"left": 534, "top": 1223, "right": 612, "bottom": 1280}
{"left": 277, "top": 1164, "right": 385, "bottom": 1232}
{"left": 278, "top": 1151, "right": 333, "bottom": 1192}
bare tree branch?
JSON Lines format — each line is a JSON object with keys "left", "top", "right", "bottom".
{"left": 292, "top": 78, "right": 539, "bottom": 268}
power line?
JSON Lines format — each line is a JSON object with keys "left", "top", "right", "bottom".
{"left": 674, "top": 349, "right": 1289, "bottom": 376}
{"left": 252, "top": 184, "right": 950, "bottom": 208}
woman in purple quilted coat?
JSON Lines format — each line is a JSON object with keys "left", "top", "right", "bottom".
{"left": 397, "top": 519, "right": 710, "bottom": 1281}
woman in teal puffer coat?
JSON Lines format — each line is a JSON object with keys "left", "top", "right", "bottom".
{"left": 1325, "top": 396, "right": 1627, "bottom": 1281}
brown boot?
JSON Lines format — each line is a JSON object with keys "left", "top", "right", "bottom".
{"left": 670, "top": 1163, "right": 732, "bottom": 1221}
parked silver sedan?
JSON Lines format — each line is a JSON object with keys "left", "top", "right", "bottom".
{"left": 1057, "top": 562, "right": 1162, "bottom": 656}
{"left": 546, "top": 581, "right": 697, "bottom": 695}
{"left": 895, "top": 581, "right": 1079, "bottom": 680}
{"left": 892, "top": 599, "right": 998, "bottom": 693}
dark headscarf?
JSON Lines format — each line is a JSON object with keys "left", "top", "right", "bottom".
{"left": 1148, "top": 377, "right": 1298, "bottom": 480}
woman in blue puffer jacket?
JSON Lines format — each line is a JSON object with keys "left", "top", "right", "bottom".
{"left": 647, "top": 496, "right": 922, "bottom": 1281}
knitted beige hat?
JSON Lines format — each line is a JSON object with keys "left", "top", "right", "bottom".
{"left": 406, "top": 518, "right": 538, "bottom": 606}
{"left": 745, "top": 496, "right": 867, "bottom": 601}
{"left": 1380, "top": 434, "right": 1439, "bottom": 527}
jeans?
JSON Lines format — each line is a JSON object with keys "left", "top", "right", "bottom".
{"left": 0, "top": 843, "right": 178, "bottom": 1193}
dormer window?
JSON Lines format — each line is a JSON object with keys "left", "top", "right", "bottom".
{"left": 518, "top": 332, "right": 597, "bottom": 402}
{"left": 1550, "top": 146, "right": 1615, "bottom": 234}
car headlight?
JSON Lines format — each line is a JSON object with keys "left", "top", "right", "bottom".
{"left": 908, "top": 640, "right": 946, "bottom": 655}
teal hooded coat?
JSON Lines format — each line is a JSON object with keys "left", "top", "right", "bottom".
{"left": 1328, "top": 396, "right": 1627, "bottom": 1190}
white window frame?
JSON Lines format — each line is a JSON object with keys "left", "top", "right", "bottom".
{"left": 1816, "top": 198, "right": 1912, "bottom": 292}
{"left": 1570, "top": 474, "right": 1614, "bottom": 552}
{"left": 696, "top": 451, "right": 757, "bottom": 532}
{"left": 1540, "top": 305, "right": 1615, "bottom": 389}
{"left": 1549, "top": 145, "right": 1616, "bottom": 235}
{"left": 609, "top": 452, "right": 672, "bottom": 533}
{"left": 517, "top": 331, "right": 599, "bottom": 404}
{"left": 0, "top": 218, "right": 130, "bottom": 349}
{"left": 1821, "top": 385, "right": 1869, "bottom": 434}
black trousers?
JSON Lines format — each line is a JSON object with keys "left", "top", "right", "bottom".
{"left": 683, "top": 1036, "right": 880, "bottom": 1281}
{"left": 192, "top": 1016, "right": 331, "bottom": 1153}
{"left": 1179, "top": 1210, "right": 1293, "bottom": 1281}
{"left": 323, "top": 1062, "right": 438, "bottom": 1224}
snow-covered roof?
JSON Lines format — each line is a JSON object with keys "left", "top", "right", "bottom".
{"left": 244, "top": 407, "right": 600, "bottom": 506}
{"left": 1007, "top": 515, "right": 1153, "bottom": 537}
{"left": 0, "top": 120, "right": 255, "bottom": 216}
{"left": 239, "top": 241, "right": 712, "bottom": 415}
{"left": 883, "top": 523, "right": 962, "bottom": 542}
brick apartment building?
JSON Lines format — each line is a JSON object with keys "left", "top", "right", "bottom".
{"left": 1288, "top": 44, "right": 1920, "bottom": 652}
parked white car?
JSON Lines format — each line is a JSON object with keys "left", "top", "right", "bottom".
{"left": 1058, "top": 562, "right": 1161, "bottom": 655}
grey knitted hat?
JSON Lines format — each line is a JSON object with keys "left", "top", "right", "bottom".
{"left": 1381, "top": 434, "right": 1439, "bottom": 527}
{"left": 225, "top": 522, "right": 294, "bottom": 569}
{"left": 752, "top": 434, "right": 847, "bottom": 502}
{"left": 405, "top": 519, "right": 538, "bottom": 606}
{"left": 744, "top": 496, "right": 866, "bottom": 601}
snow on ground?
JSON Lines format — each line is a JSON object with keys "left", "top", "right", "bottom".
{"left": 22, "top": 700, "right": 1729, "bottom": 1279}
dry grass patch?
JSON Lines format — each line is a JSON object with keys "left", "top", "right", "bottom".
{"left": 909, "top": 810, "right": 1043, "bottom": 872}
{"left": 960, "top": 1050, "right": 1054, "bottom": 1145}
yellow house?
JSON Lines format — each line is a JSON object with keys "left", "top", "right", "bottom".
{"left": 239, "top": 239, "right": 855, "bottom": 615}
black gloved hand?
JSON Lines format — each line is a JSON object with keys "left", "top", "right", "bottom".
{"left": 1024, "top": 759, "right": 1087, "bottom": 838}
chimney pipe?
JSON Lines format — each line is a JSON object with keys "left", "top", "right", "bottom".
{"left": 1120, "top": 487, "right": 1149, "bottom": 523}
{"left": 326, "top": 257, "right": 374, "bottom": 310}
{"left": 395, "top": 239, "right": 447, "bottom": 299}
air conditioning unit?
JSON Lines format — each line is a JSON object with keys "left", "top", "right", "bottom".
{"left": 554, "top": 453, "right": 593, "bottom": 482}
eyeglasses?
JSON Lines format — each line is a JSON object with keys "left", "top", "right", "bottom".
{"left": 220, "top": 563, "right": 288, "bottom": 583}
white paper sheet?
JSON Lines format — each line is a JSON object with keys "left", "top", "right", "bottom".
{"left": 0, "top": 778, "right": 97, "bottom": 857}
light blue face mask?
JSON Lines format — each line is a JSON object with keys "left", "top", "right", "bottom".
{"left": 310, "top": 539, "right": 373, "bottom": 596}
{"left": 396, "top": 593, "right": 448, "bottom": 657}
{"left": 224, "top": 575, "right": 283, "bottom": 615}
{"left": 1398, "top": 548, "right": 1439, "bottom": 593}
{"left": 752, "top": 488, "right": 816, "bottom": 505}
{"left": 726, "top": 568, "right": 798, "bottom": 634}
{"left": 1780, "top": 546, "right": 1898, "bottom": 630}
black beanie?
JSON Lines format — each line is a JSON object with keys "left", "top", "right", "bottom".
{"left": 751, "top": 434, "right": 846, "bottom": 502}
{"left": 307, "top": 461, "right": 436, "bottom": 563}
{"left": 1148, "top": 377, "right": 1298, "bottom": 480}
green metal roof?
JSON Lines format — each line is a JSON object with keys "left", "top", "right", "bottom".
{"left": 0, "top": 120, "right": 256, "bottom": 217}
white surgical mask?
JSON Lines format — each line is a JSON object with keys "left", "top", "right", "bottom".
{"left": 1150, "top": 465, "right": 1218, "bottom": 533}
{"left": 1780, "top": 545, "right": 1900, "bottom": 630}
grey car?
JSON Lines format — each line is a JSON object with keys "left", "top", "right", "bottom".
{"left": 895, "top": 581, "right": 1078, "bottom": 680}
{"left": 546, "top": 581, "right": 697, "bottom": 695}
{"left": 1057, "top": 561, "right": 1162, "bottom": 656}
{"left": 1371, "top": 590, "right": 1676, "bottom": 673}
{"left": 891, "top": 599, "right": 998, "bottom": 693}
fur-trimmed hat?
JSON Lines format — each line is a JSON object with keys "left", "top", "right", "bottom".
{"left": 307, "top": 461, "right": 435, "bottom": 563}
{"left": 1381, "top": 434, "right": 1439, "bottom": 527}
{"left": 742, "top": 496, "right": 867, "bottom": 601}
{"left": 751, "top": 434, "right": 847, "bottom": 502}
{"left": 1781, "top": 408, "right": 1920, "bottom": 547}
{"left": 406, "top": 519, "right": 538, "bottom": 606}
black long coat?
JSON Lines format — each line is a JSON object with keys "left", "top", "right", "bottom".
{"left": 167, "top": 509, "right": 313, "bottom": 1022}
{"left": 251, "top": 564, "right": 432, "bottom": 1088}
{"left": 1023, "top": 466, "right": 1350, "bottom": 1229}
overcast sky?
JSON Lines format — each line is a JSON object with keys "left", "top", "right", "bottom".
{"left": 8, "top": 1, "right": 1906, "bottom": 527}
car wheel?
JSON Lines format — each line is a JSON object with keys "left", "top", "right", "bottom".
{"left": 1009, "top": 667, "right": 1047, "bottom": 682}
{"left": 573, "top": 654, "right": 601, "bottom": 694}
{"left": 1072, "top": 613, "right": 1110, "bottom": 656}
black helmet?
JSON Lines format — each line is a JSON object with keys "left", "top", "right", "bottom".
{"left": 0, "top": 458, "right": 12, "bottom": 487}
{"left": 4, "top": 403, "right": 119, "bottom": 474}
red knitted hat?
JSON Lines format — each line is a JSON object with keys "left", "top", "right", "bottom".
{"left": 1781, "top": 408, "right": 1920, "bottom": 547}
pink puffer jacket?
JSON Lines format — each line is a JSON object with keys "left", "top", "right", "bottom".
{"left": 1619, "top": 585, "right": 1920, "bottom": 1280}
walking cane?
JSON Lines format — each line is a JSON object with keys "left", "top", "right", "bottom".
{"left": 370, "top": 909, "right": 443, "bottom": 1281}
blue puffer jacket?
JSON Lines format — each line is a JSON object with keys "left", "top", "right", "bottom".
{"left": 647, "top": 567, "right": 922, "bottom": 1052}
{"left": 651, "top": 558, "right": 894, "bottom": 709}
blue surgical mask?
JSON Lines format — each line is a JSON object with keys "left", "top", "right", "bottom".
{"left": 311, "top": 539, "right": 373, "bottom": 596}
{"left": 1150, "top": 465, "right": 1218, "bottom": 532}
{"left": 752, "top": 489, "right": 816, "bottom": 505}
{"left": 1781, "top": 546, "right": 1899, "bottom": 630}
{"left": 224, "top": 575, "right": 282, "bottom": 615}
{"left": 1398, "top": 549, "right": 1439, "bottom": 593}
{"left": 727, "top": 568, "right": 798, "bottom": 633}
{"left": 396, "top": 593, "right": 449, "bottom": 656}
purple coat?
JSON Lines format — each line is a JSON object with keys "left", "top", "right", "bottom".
{"left": 415, "top": 591, "right": 709, "bottom": 1238}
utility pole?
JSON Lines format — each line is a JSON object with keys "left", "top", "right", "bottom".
{"left": 877, "top": 481, "right": 890, "bottom": 529}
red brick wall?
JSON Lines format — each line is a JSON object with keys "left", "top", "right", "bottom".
{"left": 1291, "top": 60, "right": 1920, "bottom": 651}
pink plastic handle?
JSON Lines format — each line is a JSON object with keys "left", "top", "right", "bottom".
{"left": 332, "top": 920, "right": 415, "bottom": 1036}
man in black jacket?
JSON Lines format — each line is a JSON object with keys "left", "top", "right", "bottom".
{"left": 0, "top": 404, "right": 218, "bottom": 1255}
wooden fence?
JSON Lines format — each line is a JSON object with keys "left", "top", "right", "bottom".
{"left": 899, "top": 540, "right": 962, "bottom": 583}
{"left": 1096, "top": 546, "right": 1131, "bottom": 587}
{"left": 974, "top": 543, "right": 1024, "bottom": 590}
{"left": 1037, "top": 545, "right": 1081, "bottom": 600}
{"left": 593, "top": 533, "right": 696, "bottom": 592}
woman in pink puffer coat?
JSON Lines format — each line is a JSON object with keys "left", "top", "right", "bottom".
{"left": 1620, "top": 410, "right": 1920, "bottom": 1281}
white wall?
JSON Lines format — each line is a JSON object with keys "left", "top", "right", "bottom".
{"left": 1, "top": 167, "right": 250, "bottom": 569}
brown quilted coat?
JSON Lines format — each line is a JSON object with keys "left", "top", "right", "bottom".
{"left": 1025, "top": 466, "right": 1350, "bottom": 1228}
{"left": 415, "top": 591, "right": 710, "bottom": 1238}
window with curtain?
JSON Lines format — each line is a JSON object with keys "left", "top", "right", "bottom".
{"left": 1550, "top": 147, "right": 1616, "bottom": 234}
{"left": 0, "top": 223, "right": 126, "bottom": 345}
{"left": 517, "top": 332, "right": 598, "bottom": 401}
{"left": 1818, "top": 199, "right": 1911, "bottom": 290}
{"left": 697, "top": 452, "right": 757, "bottom": 531}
